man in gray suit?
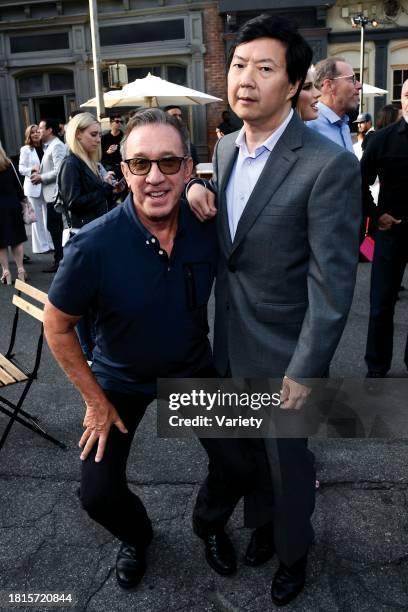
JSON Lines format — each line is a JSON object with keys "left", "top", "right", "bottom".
{"left": 31, "top": 118, "right": 67, "bottom": 272}
{"left": 187, "top": 14, "right": 361, "bottom": 606}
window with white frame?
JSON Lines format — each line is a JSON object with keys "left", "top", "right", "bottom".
{"left": 392, "top": 69, "right": 408, "bottom": 106}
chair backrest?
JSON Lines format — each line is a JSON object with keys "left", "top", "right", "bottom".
{"left": 12, "top": 280, "right": 47, "bottom": 323}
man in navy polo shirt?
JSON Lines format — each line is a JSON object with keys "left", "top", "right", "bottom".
{"left": 43, "top": 109, "right": 217, "bottom": 590}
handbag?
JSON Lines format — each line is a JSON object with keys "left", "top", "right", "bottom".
{"left": 21, "top": 197, "right": 36, "bottom": 224}
{"left": 360, "top": 218, "right": 375, "bottom": 262}
{"left": 9, "top": 161, "right": 37, "bottom": 224}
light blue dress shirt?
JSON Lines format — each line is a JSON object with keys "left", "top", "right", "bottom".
{"left": 226, "top": 109, "right": 293, "bottom": 240}
{"left": 306, "top": 101, "right": 353, "bottom": 152}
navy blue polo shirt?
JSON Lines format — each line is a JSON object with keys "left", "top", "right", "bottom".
{"left": 48, "top": 194, "right": 218, "bottom": 395}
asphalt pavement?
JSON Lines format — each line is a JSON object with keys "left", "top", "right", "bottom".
{"left": 1, "top": 237, "right": 408, "bottom": 612}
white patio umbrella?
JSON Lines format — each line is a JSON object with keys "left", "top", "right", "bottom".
{"left": 80, "top": 89, "right": 124, "bottom": 108}
{"left": 362, "top": 83, "right": 388, "bottom": 96}
{"left": 80, "top": 73, "right": 222, "bottom": 108}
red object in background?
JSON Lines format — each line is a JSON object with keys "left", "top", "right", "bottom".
{"left": 360, "top": 235, "right": 375, "bottom": 261}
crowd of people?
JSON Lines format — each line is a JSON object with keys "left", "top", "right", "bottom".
{"left": 1, "top": 10, "right": 407, "bottom": 607}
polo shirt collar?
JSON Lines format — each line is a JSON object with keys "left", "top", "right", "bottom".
{"left": 123, "top": 193, "right": 187, "bottom": 245}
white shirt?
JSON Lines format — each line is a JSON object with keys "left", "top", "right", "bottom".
{"left": 226, "top": 109, "right": 293, "bottom": 240}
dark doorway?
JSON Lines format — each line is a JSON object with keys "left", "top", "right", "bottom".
{"left": 34, "top": 96, "right": 66, "bottom": 123}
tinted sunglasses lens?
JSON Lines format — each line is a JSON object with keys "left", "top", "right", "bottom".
{"left": 158, "top": 158, "right": 182, "bottom": 174}
{"left": 129, "top": 159, "right": 151, "bottom": 174}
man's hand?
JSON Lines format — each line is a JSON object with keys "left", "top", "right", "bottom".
{"left": 103, "top": 170, "right": 115, "bottom": 185}
{"left": 280, "top": 376, "right": 311, "bottom": 410}
{"left": 377, "top": 213, "right": 401, "bottom": 231}
{"left": 187, "top": 183, "right": 217, "bottom": 222}
{"left": 107, "top": 144, "right": 118, "bottom": 155}
{"left": 30, "top": 171, "right": 42, "bottom": 184}
{"left": 79, "top": 397, "right": 128, "bottom": 462}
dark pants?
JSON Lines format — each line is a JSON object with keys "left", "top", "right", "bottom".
{"left": 46, "top": 201, "right": 63, "bottom": 264}
{"left": 80, "top": 389, "right": 154, "bottom": 547}
{"left": 193, "top": 436, "right": 315, "bottom": 566}
{"left": 365, "top": 229, "right": 408, "bottom": 374}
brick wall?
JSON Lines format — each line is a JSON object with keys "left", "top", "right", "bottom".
{"left": 202, "top": 3, "right": 228, "bottom": 160}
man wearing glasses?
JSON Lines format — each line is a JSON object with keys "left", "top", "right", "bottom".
{"left": 307, "top": 57, "right": 362, "bottom": 150}
{"left": 43, "top": 109, "right": 217, "bottom": 590}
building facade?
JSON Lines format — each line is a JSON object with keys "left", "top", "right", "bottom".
{"left": 0, "top": 0, "right": 407, "bottom": 159}
{"left": 0, "top": 0, "right": 225, "bottom": 159}
{"left": 217, "top": 0, "right": 408, "bottom": 125}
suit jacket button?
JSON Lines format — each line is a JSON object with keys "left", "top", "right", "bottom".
{"left": 228, "top": 263, "right": 236, "bottom": 272}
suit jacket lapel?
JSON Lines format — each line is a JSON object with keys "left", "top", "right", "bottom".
{"left": 230, "top": 114, "right": 303, "bottom": 255}
{"left": 40, "top": 138, "right": 56, "bottom": 171}
{"left": 81, "top": 159, "right": 103, "bottom": 185}
{"left": 217, "top": 139, "right": 238, "bottom": 254}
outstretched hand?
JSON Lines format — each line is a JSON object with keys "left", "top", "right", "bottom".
{"left": 79, "top": 398, "right": 128, "bottom": 462}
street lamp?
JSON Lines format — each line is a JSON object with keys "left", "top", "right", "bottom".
{"left": 351, "top": 14, "right": 379, "bottom": 113}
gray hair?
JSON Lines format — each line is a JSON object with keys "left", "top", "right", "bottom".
{"left": 313, "top": 57, "right": 346, "bottom": 90}
{"left": 121, "top": 108, "right": 188, "bottom": 159}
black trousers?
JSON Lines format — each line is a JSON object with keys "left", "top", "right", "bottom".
{"left": 46, "top": 201, "right": 63, "bottom": 264}
{"left": 193, "top": 436, "right": 315, "bottom": 566}
{"left": 365, "top": 229, "right": 408, "bottom": 374}
{"left": 80, "top": 389, "right": 154, "bottom": 547}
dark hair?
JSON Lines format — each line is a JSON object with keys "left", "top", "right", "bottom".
{"left": 228, "top": 14, "right": 312, "bottom": 108}
{"left": 163, "top": 105, "right": 182, "bottom": 113}
{"left": 69, "top": 109, "right": 84, "bottom": 119}
{"left": 110, "top": 114, "right": 122, "bottom": 122}
{"left": 122, "top": 108, "right": 188, "bottom": 157}
{"left": 40, "top": 118, "right": 60, "bottom": 136}
{"left": 375, "top": 104, "right": 400, "bottom": 129}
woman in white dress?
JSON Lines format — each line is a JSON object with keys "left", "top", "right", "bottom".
{"left": 19, "top": 124, "right": 54, "bottom": 253}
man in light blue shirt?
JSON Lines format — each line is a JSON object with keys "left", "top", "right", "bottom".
{"left": 307, "top": 57, "right": 362, "bottom": 151}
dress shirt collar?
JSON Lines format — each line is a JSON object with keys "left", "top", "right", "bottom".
{"left": 318, "top": 101, "right": 349, "bottom": 126}
{"left": 234, "top": 108, "right": 294, "bottom": 157}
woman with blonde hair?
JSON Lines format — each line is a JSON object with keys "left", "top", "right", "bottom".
{"left": 58, "top": 112, "right": 114, "bottom": 234}
{"left": 58, "top": 111, "right": 114, "bottom": 361}
{"left": 0, "top": 145, "right": 27, "bottom": 284}
{"left": 19, "top": 124, "right": 53, "bottom": 253}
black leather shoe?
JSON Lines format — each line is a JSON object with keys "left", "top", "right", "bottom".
{"left": 42, "top": 263, "right": 59, "bottom": 273}
{"left": 116, "top": 540, "right": 150, "bottom": 590}
{"left": 271, "top": 553, "right": 307, "bottom": 606}
{"left": 202, "top": 531, "right": 237, "bottom": 576}
{"left": 244, "top": 523, "right": 275, "bottom": 566}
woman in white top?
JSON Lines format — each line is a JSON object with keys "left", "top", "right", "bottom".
{"left": 19, "top": 124, "right": 54, "bottom": 253}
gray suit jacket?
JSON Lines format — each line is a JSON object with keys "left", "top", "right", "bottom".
{"left": 212, "top": 112, "right": 361, "bottom": 378}
{"left": 40, "top": 137, "right": 67, "bottom": 203}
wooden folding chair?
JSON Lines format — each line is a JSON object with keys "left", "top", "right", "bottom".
{"left": 0, "top": 279, "right": 66, "bottom": 451}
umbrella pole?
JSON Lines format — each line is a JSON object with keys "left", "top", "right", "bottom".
{"left": 89, "top": 0, "right": 105, "bottom": 120}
